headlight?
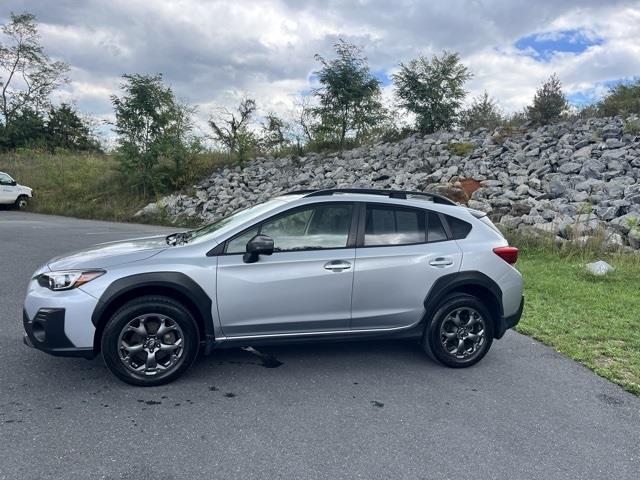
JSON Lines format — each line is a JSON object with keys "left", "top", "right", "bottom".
{"left": 36, "top": 270, "right": 105, "bottom": 291}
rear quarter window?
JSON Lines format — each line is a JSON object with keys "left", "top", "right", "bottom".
{"left": 445, "top": 214, "right": 472, "bottom": 239}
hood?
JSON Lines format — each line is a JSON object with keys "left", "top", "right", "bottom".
{"left": 47, "top": 235, "right": 169, "bottom": 270}
{"left": 17, "top": 183, "right": 32, "bottom": 194}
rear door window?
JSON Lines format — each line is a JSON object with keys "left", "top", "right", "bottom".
{"left": 364, "top": 205, "right": 426, "bottom": 246}
{"left": 427, "top": 212, "right": 448, "bottom": 242}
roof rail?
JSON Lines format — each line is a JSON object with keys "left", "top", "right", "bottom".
{"left": 280, "top": 189, "right": 318, "bottom": 196}
{"left": 293, "top": 188, "right": 457, "bottom": 206}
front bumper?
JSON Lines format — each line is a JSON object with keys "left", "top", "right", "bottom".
{"left": 495, "top": 295, "right": 524, "bottom": 339}
{"left": 23, "top": 278, "right": 99, "bottom": 358}
{"left": 23, "top": 308, "right": 95, "bottom": 358}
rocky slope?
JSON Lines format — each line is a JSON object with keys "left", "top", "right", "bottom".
{"left": 136, "top": 115, "right": 640, "bottom": 250}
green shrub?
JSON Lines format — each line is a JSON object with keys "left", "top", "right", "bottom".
{"left": 526, "top": 74, "right": 568, "bottom": 125}
{"left": 446, "top": 142, "right": 474, "bottom": 156}
{"left": 599, "top": 80, "right": 640, "bottom": 116}
{"left": 623, "top": 118, "right": 640, "bottom": 135}
{"left": 460, "top": 92, "right": 503, "bottom": 131}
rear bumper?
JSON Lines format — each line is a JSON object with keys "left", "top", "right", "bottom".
{"left": 23, "top": 308, "right": 95, "bottom": 358}
{"left": 495, "top": 295, "right": 524, "bottom": 339}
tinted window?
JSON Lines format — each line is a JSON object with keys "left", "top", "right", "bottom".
{"left": 446, "top": 215, "right": 472, "bottom": 239}
{"left": 260, "top": 204, "right": 353, "bottom": 251}
{"left": 226, "top": 227, "right": 258, "bottom": 254}
{"left": 427, "top": 212, "right": 448, "bottom": 242}
{"left": 364, "top": 206, "right": 426, "bottom": 246}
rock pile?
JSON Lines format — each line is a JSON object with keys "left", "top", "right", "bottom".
{"left": 136, "top": 116, "right": 640, "bottom": 250}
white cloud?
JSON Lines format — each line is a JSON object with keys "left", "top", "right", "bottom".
{"left": 1, "top": 0, "right": 639, "bottom": 136}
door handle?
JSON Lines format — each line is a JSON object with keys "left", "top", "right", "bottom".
{"left": 429, "top": 257, "right": 454, "bottom": 267}
{"left": 324, "top": 260, "right": 352, "bottom": 272}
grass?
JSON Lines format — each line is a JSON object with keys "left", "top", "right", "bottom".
{"left": 446, "top": 142, "right": 474, "bottom": 156}
{"left": 516, "top": 247, "right": 640, "bottom": 395}
{"left": 0, "top": 150, "right": 234, "bottom": 223}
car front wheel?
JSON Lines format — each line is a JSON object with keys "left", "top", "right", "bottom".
{"left": 14, "top": 195, "right": 28, "bottom": 209}
{"left": 422, "top": 294, "right": 494, "bottom": 368}
{"left": 101, "top": 296, "right": 200, "bottom": 386}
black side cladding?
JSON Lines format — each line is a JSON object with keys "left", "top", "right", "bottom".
{"left": 91, "top": 272, "right": 215, "bottom": 352}
{"left": 423, "top": 271, "right": 511, "bottom": 338}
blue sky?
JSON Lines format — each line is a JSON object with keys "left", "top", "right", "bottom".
{"left": 2, "top": 0, "right": 639, "bottom": 136}
{"left": 515, "top": 29, "right": 604, "bottom": 62}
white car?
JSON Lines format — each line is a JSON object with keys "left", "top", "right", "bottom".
{"left": 0, "top": 171, "right": 33, "bottom": 209}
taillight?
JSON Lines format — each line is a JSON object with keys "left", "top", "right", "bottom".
{"left": 493, "top": 246, "right": 518, "bottom": 264}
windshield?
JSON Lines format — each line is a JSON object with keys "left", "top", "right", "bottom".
{"left": 0, "top": 172, "right": 14, "bottom": 184}
{"left": 184, "top": 198, "right": 287, "bottom": 243}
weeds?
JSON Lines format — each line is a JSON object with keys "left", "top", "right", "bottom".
{"left": 446, "top": 142, "right": 474, "bottom": 156}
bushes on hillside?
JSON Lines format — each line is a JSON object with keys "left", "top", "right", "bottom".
{"left": 598, "top": 80, "right": 640, "bottom": 117}
{"left": 460, "top": 92, "right": 504, "bottom": 131}
{"left": 527, "top": 74, "right": 568, "bottom": 125}
{"left": 5, "top": 10, "right": 637, "bottom": 178}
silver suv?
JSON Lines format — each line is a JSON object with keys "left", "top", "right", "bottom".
{"left": 23, "top": 189, "right": 524, "bottom": 386}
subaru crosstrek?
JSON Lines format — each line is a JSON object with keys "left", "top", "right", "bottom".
{"left": 23, "top": 189, "right": 524, "bottom": 386}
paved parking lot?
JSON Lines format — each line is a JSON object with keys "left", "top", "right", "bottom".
{"left": 1, "top": 211, "right": 639, "bottom": 479}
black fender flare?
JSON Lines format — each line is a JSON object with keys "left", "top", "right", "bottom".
{"left": 91, "top": 272, "right": 215, "bottom": 352}
{"left": 423, "top": 271, "right": 504, "bottom": 335}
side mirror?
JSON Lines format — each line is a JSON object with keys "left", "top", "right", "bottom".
{"left": 243, "top": 234, "right": 274, "bottom": 263}
{"left": 9, "top": 180, "right": 16, "bottom": 186}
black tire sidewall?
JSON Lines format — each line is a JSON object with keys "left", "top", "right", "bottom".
{"left": 424, "top": 294, "right": 494, "bottom": 368}
{"left": 101, "top": 297, "right": 199, "bottom": 386}
{"left": 14, "top": 196, "right": 28, "bottom": 209}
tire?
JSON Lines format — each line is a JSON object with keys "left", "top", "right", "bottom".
{"left": 101, "top": 296, "right": 200, "bottom": 386}
{"left": 422, "top": 294, "right": 494, "bottom": 368}
{"left": 14, "top": 195, "right": 28, "bottom": 209}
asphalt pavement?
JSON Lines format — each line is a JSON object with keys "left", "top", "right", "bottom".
{"left": 1, "top": 211, "right": 639, "bottom": 479}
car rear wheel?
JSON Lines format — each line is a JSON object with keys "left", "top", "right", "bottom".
{"left": 14, "top": 195, "right": 28, "bottom": 209}
{"left": 422, "top": 294, "right": 493, "bottom": 368}
{"left": 101, "top": 296, "right": 199, "bottom": 386}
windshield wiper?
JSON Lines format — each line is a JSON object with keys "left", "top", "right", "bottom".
{"left": 165, "top": 232, "right": 191, "bottom": 246}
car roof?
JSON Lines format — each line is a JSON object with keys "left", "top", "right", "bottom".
{"left": 281, "top": 188, "right": 456, "bottom": 204}
{"left": 274, "top": 189, "right": 464, "bottom": 214}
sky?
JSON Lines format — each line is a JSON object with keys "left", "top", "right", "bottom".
{"left": 2, "top": 0, "right": 640, "bottom": 138}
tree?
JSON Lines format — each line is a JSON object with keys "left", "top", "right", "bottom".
{"left": 0, "top": 13, "right": 69, "bottom": 128}
{"left": 598, "top": 80, "right": 640, "bottom": 117}
{"left": 161, "top": 100, "right": 203, "bottom": 188}
{"left": 0, "top": 106, "right": 45, "bottom": 149}
{"left": 460, "top": 92, "right": 503, "bottom": 131}
{"left": 260, "top": 113, "right": 291, "bottom": 156}
{"left": 526, "top": 74, "right": 567, "bottom": 125}
{"left": 312, "top": 40, "right": 385, "bottom": 149}
{"left": 393, "top": 51, "right": 471, "bottom": 133}
{"left": 46, "top": 103, "right": 99, "bottom": 152}
{"left": 208, "top": 97, "right": 257, "bottom": 161}
{"left": 111, "top": 73, "right": 188, "bottom": 197}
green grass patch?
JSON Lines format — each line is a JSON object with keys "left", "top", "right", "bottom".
{"left": 517, "top": 247, "right": 640, "bottom": 395}
{"left": 446, "top": 142, "right": 474, "bottom": 156}
{"left": 0, "top": 150, "right": 234, "bottom": 224}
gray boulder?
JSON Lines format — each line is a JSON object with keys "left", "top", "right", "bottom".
{"left": 585, "top": 260, "right": 615, "bottom": 276}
